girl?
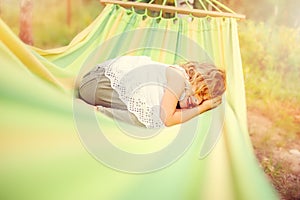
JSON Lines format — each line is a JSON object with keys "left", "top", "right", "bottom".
{"left": 78, "top": 56, "right": 225, "bottom": 128}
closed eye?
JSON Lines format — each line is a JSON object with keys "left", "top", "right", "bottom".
{"left": 194, "top": 95, "right": 203, "bottom": 105}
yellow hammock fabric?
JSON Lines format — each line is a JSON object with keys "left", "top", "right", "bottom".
{"left": 0, "top": 4, "right": 279, "bottom": 200}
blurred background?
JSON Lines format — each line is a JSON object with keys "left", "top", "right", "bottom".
{"left": 1, "top": 0, "right": 299, "bottom": 199}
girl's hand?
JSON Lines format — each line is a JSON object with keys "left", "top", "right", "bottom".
{"left": 198, "top": 96, "right": 222, "bottom": 113}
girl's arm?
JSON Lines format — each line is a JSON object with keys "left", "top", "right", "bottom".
{"left": 160, "top": 88, "right": 222, "bottom": 127}
{"left": 160, "top": 67, "right": 222, "bottom": 127}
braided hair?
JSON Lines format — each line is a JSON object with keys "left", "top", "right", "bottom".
{"left": 180, "top": 62, "right": 226, "bottom": 101}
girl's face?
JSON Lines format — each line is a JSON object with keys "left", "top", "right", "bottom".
{"left": 178, "top": 84, "right": 212, "bottom": 109}
{"left": 179, "top": 93, "right": 204, "bottom": 109}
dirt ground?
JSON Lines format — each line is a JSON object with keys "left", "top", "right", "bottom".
{"left": 247, "top": 108, "right": 300, "bottom": 200}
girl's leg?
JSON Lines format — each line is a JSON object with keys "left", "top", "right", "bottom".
{"left": 96, "top": 105, "right": 146, "bottom": 127}
{"left": 79, "top": 65, "right": 145, "bottom": 127}
{"left": 78, "top": 65, "right": 126, "bottom": 109}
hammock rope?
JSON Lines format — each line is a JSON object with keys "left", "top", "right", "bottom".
{"left": 100, "top": 0, "right": 246, "bottom": 19}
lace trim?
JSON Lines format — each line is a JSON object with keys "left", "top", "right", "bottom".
{"left": 102, "top": 57, "right": 165, "bottom": 128}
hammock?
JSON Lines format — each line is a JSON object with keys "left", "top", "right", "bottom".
{"left": 0, "top": 1, "right": 279, "bottom": 199}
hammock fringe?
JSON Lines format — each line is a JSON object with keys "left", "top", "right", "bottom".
{"left": 100, "top": 0, "right": 246, "bottom": 19}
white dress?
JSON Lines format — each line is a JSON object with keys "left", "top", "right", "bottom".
{"left": 102, "top": 56, "right": 188, "bottom": 128}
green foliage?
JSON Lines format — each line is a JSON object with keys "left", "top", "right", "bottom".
{"left": 33, "top": 0, "right": 102, "bottom": 48}
{"left": 219, "top": 0, "right": 300, "bottom": 28}
{"left": 238, "top": 20, "right": 300, "bottom": 132}
{"left": 1, "top": 0, "right": 102, "bottom": 48}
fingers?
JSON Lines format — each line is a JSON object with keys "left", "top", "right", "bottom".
{"left": 201, "top": 95, "right": 223, "bottom": 111}
{"left": 212, "top": 96, "right": 222, "bottom": 106}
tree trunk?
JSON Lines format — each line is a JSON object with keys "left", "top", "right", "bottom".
{"left": 19, "top": 0, "right": 33, "bottom": 45}
{"left": 66, "top": 0, "right": 71, "bottom": 26}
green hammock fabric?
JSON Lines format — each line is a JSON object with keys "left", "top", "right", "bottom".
{"left": 0, "top": 4, "right": 278, "bottom": 200}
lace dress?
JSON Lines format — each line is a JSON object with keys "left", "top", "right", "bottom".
{"left": 102, "top": 56, "right": 188, "bottom": 128}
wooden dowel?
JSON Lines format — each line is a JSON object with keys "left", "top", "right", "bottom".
{"left": 99, "top": 0, "right": 246, "bottom": 19}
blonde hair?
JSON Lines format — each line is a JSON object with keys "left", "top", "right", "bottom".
{"left": 180, "top": 62, "right": 226, "bottom": 100}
